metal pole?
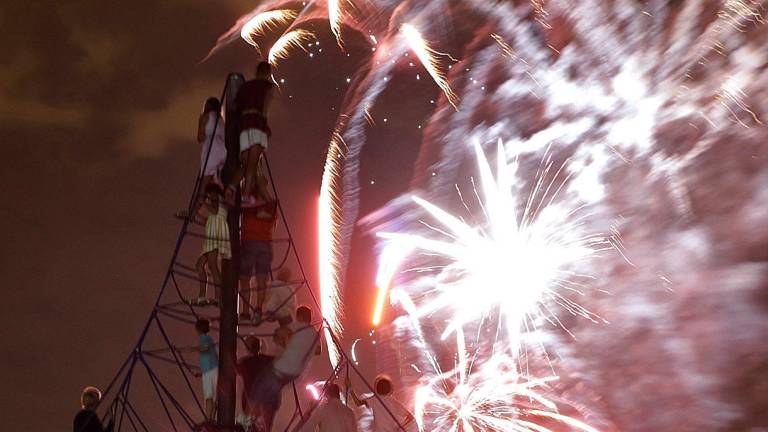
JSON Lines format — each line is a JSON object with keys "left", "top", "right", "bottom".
{"left": 218, "top": 72, "right": 244, "bottom": 429}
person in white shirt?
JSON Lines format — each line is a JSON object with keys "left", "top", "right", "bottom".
{"left": 298, "top": 384, "right": 358, "bottom": 432}
{"left": 349, "top": 375, "right": 413, "bottom": 432}
{"left": 263, "top": 267, "right": 297, "bottom": 324}
{"left": 250, "top": 306, "right": 320, "bottom": 431}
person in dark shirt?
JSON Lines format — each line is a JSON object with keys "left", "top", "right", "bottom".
{"left": 73, "top": 386, "right": 113, "bottom": 432}
{"left": 227, "top": 61, "right": 276, "bottom": 207}
{"left": 237, "top": 336, "right": 274, "bottom": 429}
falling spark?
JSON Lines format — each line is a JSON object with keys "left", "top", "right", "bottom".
{"left": 372, "top": 242, "right": 415, "bottom": 325}
{"left": 716, "top": 75, "right": 763, "bottom": 127}
{"left": 401, "top": 24, "right": 459, "bottom": 109}
{"left": 268, "top": 29, "right": 316, "bottom": 65}
{"left": 319, "top": 131, "right": 346, "bottom": 368}
{"left": 351, "top": 338, "right": 361, "bottom": 364}
{"left": 306, "top": 384, "right": 321, "bottom": 401}
{"left": 411, "top": 322, "right": 599, "bottom": 432}
{"left": 240, "top": 9, "right": 298, "bottom": 49}
{"left": 328, "top": 0, "right": 345, "bottom": 47}
{"left": 376, "top": 141, "right": 612, "bottom": 352}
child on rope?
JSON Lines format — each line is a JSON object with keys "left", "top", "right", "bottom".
{"left": 239, "top": 175, "right": 277, "bottom": 322}
{"left": 191, "top": 318, "right": 219, "bottom": 421}
{"left": 73, "top": 386, "right": 113, "bottom": 432}
{"left": 226, "top": 61, "right": 275, "bottom": 207}
{"left": 194, "top": 183, "right": 230, "bottom": 306}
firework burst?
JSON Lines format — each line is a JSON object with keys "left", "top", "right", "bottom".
{"left": 376, "top": 141, "right": 613, "bottom": 352}
{"left": 268, "top": 29, "right": 316, "bottom": 65}
{"left": 240, "top": 9, "right": 298, "bottom": 49}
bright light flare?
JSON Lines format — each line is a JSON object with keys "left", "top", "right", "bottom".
{"left": 268, "top": 29, "right": 316, "bottom": 65}
{"left": 413, "top": 327, "right": 599, "bottom": 432}
{"left": 377, "top": 141, "right": 612, "bottom": 351}
{"left": 319, "top": 132, "right": 345, "bottom": 368}
{"left": 240, "top": 9, "right": 298, "bottom": 49}
{"left": 306, "top": 384, "right": 321, "bottom": 401}
{"left": 351, "top": 338, "right": 361, "bottom": 364}
{"left": 401, "top": 24, "right": 459, "bottom": 109}
{"left": 328, "top": 0, "right": 345, "bottom": 47}
{"left": 372, "top": 241, "right": 415, "bottom": 325}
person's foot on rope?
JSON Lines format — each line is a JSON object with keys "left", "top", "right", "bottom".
{"left": 175, "top": 209, "right": 191, "bottom": 220}
{"left": 250, "top": 310, "right": 262, "bottom": 325}
{"left": 191, "top": 296, "right": 209, "bottom": 306}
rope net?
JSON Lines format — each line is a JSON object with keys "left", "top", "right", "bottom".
{"left": 84, "top": 76, "right": 410, "bottom": 432}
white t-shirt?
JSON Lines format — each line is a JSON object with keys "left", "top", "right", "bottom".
{"left": 263, "top": 280, "right": 296, "bottom": 321}
{"left": 364, "top": 394, "right": 412, "bottom": 432}
{"left": 273, "top": 322, "right": 319, "bottom": 377}
{"left": 201, "top": 112, "right": 226, "bottom": 177}
{"left": 298, "top": 398, "right": 358, "bottom": 432}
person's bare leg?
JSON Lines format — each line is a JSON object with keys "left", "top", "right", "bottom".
{"left": 256, "top": 274, "right": 268, "bottom": 314}
{"left": 205, "top": 398, "right": 214, "bottom": 419}
{"left": 195, "top": 254, "right": 208, "bottom": 300}
{"left": 239, "top": 277, "right": 251, "bottom": 315}
{"left": 242, "top": 146, "right": 263, "bottom": 200}
{"left": 206, "top": 250, "right": 221, "bottom": 302}
{"left": 255, "top": 174, "right": 273, "bottom": 202}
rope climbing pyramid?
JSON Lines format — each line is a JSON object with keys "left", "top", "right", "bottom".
{"left": 84, "top": 73, "right": 411, "bottom": 432}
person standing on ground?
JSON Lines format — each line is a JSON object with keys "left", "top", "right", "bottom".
{"left": 298, "top": 383, "right": 359, "bottom": 432}
{"left": 348, "top": 375, "right": 414, "bottom": 432}
{"left": 74, "top": 387, "right": 113, "bottom": 432}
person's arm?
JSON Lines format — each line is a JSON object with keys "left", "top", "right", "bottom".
{"left": 262, "top": 85, "right": 274, "bottom": 117}
{"left": 297, "top": 403, "right": 325, "bottom": 432}
{"left": 103, "top": 417, "right": 115, "bottom": 432}
{"left": 344, "top": 376, "right": 365, "bottom": 407}
{"left": 202, "top": 195, "right": 218, "bottom": 214}
{"left": 197, "top": 113, "right": 207, "bottom": 143}
{"left": 255, "top": 201, "right": 278, "bottom": 219}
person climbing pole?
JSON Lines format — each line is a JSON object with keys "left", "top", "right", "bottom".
{"left": 194, "top": 183, "right": 230, "bottom": 306}
{"left": 238, "top": 175, "right": 278, "bottom": 322}
{"left": 227, "top": 61, "right": 275, "bottom": 207}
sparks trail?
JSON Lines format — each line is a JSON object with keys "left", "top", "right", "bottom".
{"left": 376, "top": 141, "right": 612, "bottom": 357}
{"left": 268, "top": 29, "right": 316, "bottom": 65}
{"left": 319, "top": 131, "right": 346, "bottom": 368}
{"left": 401, "top": 24, "right": 459, "bottom": 109}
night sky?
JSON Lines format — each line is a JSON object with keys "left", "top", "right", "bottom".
{"left": 7, "top": 1, "right": 768, "bottom": 430}
{"left": 2, "top": 1, "right": 438, "bottom": 429}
